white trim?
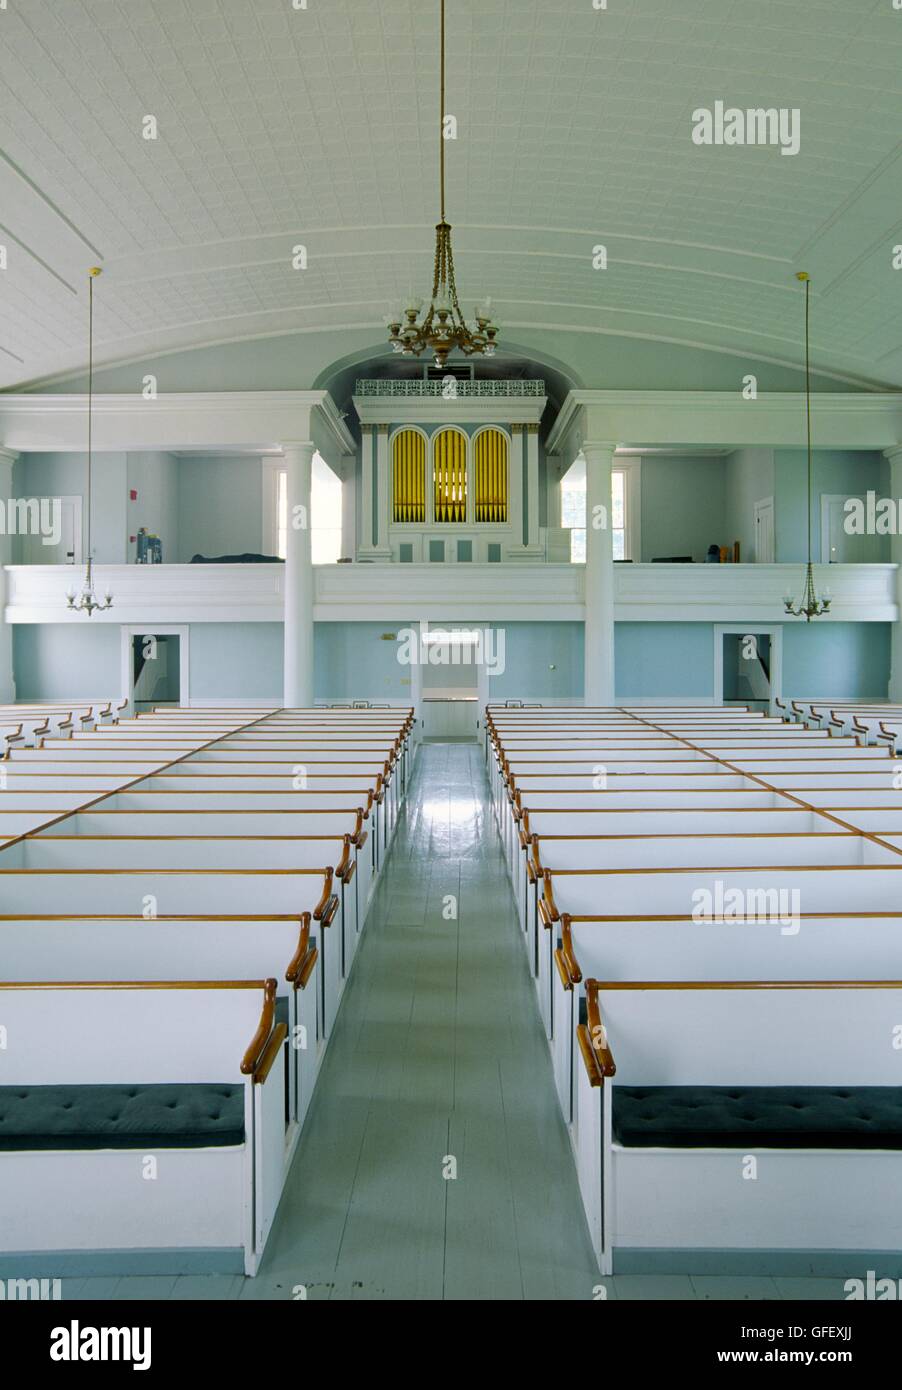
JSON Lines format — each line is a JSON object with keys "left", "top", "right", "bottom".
{"left": 713, "top": 623, "right": 783, "bottom": 714}
{"left": 261, "top": 459, "right": 285, "bottom": 558}
{"left": 613, "top": 457, "right": 641, "bottom": 562}
{"left": 753, "top": 496, "right": 775, "bottom": 564}
{"left": 120, "top": 624, "right": 190, "bottom": 707}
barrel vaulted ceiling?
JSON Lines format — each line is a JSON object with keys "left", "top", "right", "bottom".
{"left": 1, "top": 0, "right": 901, "bottom": 392}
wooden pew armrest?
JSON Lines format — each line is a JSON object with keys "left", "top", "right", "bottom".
{"left": 253, "top": 1023, "right": 288, "bottom": 1085}
{"left": 584, "top": 979, "right": 616, "bottom": 1079}
{"left": 313, "top": 868, "right": 335, "bottom": 920}
{"left": 320, "top": 894, "right": 340, "bottom": 928}
{"left": 240, "top": 978, "right": 278, "bottom": 1077}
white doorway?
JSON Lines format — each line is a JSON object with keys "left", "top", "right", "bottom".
{"left": 120, "top": 625, "right": 190, "bottom": 709}
{"left": 821, "top": 494, "right": 884, "bottom": 564}
{"left": 714, "top": 624, "right": 783, "bottom": 714}
{"left": 753, "top": 497, "right": 774, "bottom": 563}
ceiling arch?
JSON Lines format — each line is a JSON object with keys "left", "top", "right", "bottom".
{"left": 1, "top": 0, "right": 901, "bottom": 392}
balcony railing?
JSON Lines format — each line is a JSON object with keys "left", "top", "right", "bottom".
{"left": 354, "top": 378, "right": 545, "bottom": 397}
{"left": 3, "top": 561, "right": 896, "bottom": 625}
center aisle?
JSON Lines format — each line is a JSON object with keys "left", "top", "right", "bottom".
{"left": 248, "top": 739, "right": 599, "bottom": 1300}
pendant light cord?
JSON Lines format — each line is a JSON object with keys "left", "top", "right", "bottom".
{"left": 86, "top": 270, "right": 94, "bottom": 568}
{"left": 439, "top": 0, "right": 446, "bottom": 222}
{"left": 804, "top": 274, "right": 812, "bottom": 566}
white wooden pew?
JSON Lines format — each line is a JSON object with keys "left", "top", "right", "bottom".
{"left": 0, "top": 979, "right": 287, "bottom": 1275}
{"left": 575, "top": 980, "right": 902, "bottom": 1273}
{"left": 0, "top": 915, "right": 320, "bottom": 1135}
{"left": 0, "top": 868, "right": 347, "bottom": 1038}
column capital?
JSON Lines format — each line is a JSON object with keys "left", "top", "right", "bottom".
{"left": 884, "top": 446, "right": 902, "bottom": 465}
{"left": 0, "top": 447, "right": 19, "bottom": 466}
{"left": 582, "top": 440, "right": 618, "bottom": 459}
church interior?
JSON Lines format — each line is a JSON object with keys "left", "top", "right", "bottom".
{"left": 1, "top": 0, "right": 902, "bottom": 1322}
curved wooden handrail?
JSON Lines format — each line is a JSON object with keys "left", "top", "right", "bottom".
{"left": 321, "top": 894, "right": 340, "bottom": 928}
{"left": 542, "top": 868, "right": 560, "bottom": 922}
{"left": 78, "top": 710, "right": 93, "bottom": 725}
{"left": 526, "top": 859, "right": 537, "bottom": 886}
{"left": 33, "top": 717, "right": 51, "bottom": 737}
{"left": 558, "top": 914, "right": 582, "bottom": 984}
{"left": 374, "top": 775, "right": 384, "bottom": 804}
{"left": 529, "top": 833, "right": 542, "bottom": 877}
{"left": 879, "top": 721, "right": 898, "bottom": 748}
{"left": 335, "top": 835, "right": 351, "bottom": 882}
{"left": 365, "top": 789, "right": 374, "bottom": 814}
{"left": 584, "top": 979, "right": 616, "bottom": 1078}
{"left": 312, "top": 868, "right": 334, "bottom": 920}
{"left": 2, "top": 724, "right": 23, "bottom": 760}
{"left": 576, "top": 1023, "right": 606, "bottom": 1086}
{"left": 296, "top": 943, "right": 318, "bottom": 990}
{"left": 253, "top": 1022, "right": 288, "bottom": 1084}
{"left": 554, "top": 946, "right": 573, "bottom": 993}
{"left": 240, "top": 977, "right": 278, "bottom": 1076}
{"left": 356, "top": 829, "right": 369, "bottom": 852}
{"left": 285, "top": 913, "right": 312, "bottom": 984}
{"left": 343, "top": 858, "right": 357, "bottom": 885}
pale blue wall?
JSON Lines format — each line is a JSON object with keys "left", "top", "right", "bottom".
{"left": 177, "top": 457, "right": 264, "bottom": 561}
{"left": 13, "top": 624, "right": 121, "bottom": 698}
{"left": 188, "top": 622, "right": 283, "bottom": 699}
{"left": 314, "top": 622, "right": 415, "bottom": 701}
{"left": 775, "top": 450, "right": 890, "bottom": 563}
{"left": 639, "top": 456, "right": 726, "bottom": 562}
{"left": 615, "top": 622, "right": 715, "bottom": 699}
{"left": 12, "top": 453, "right": 129, "bottom": 563}
{"left": 486, "top": 621, "right": 584, "bottom": 700}
{"left": 782, "top": 622, "right": 891, "bottom": 698}
{"left": 723, "top": 447, "right": 775, "bottom": 560}
{"left": 127, "top": 453, "right": 179, "bottom": 563}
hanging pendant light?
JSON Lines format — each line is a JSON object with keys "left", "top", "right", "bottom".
{"left": 784, "top": 271, "right": 830, "bottom": 622}
{"left": 66, "top": 267, "right": 113, "bottom": 617}
{"left": 386, "top": 0, "right": 498, "bottom": 369}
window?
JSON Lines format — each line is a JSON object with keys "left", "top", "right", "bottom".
{"left": 264, "top": 453, "right": 343, "bottom": 564}
{"left": 560, "top": 456, "right": 640, "bottom": 564}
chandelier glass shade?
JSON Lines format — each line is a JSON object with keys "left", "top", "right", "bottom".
{"left": 67, "top": 267, "right": 113, "bottom": 617}
{"left": 386, "top": 0, "right": 498, "bottom": 369}
{"left": 783, "top": 272, "right": 830, "bottom": 622}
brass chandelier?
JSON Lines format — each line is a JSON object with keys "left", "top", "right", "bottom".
{"left": 784, "top": 271, "right": 830, "bottom": 622}
{"left": 386, "top": 0, "right": 498, "bottom": 369}
{"left": 66, "top": 267, "right": 113, "bottom": 617}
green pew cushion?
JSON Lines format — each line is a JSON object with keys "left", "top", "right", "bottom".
{"left": 613, "top": 1086, "right": 902, "bottom": 1150}
{"left": 0, "top": 1084, "right": 244, "bottom": 1152}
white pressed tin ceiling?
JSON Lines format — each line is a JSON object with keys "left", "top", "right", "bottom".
{"left": 0, "top": 0, "right": 900, "bottom": 390}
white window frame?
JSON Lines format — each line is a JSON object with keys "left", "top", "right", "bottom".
{"left": 262, "top": 459, "right": 286, "bottom": 559}
{"left": 613, "top": 457, "right": 641, "bottom": 562}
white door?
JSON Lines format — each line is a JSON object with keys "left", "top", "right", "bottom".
{"left": 821, "top": 494, "right": 883, "bottom": 563}
{"left": 20, "top": 496, "right": 82, "bottom": 565}
{"left": 753, "top": 497, "right": 774, "bottom": 563}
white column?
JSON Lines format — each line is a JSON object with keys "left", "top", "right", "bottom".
{"left": 525, "top": 424, "right": 541, "bottom": 551}
{"left": 886, "top": 447, "right": 902, "bottom": 702}
{"left": 373, "top": 424, "right": 393, "bottom": 558}
{"left": 583, "top": 441, "right": 616, "bottom": 706}
{"left": 509, "top": 424, "right": 525, "bottom": 548}
{"left": 358, "top": 425, "right": 375, "bottom": 556}
{"left": 282, "top": 441, "right": 315, "bottom": 708}
{"left": 0, "top": 449, "right": 17, "bottom": 702}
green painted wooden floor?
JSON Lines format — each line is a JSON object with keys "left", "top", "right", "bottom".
{"left": 74, "top": 741, "right": 850, "bottom": 1301}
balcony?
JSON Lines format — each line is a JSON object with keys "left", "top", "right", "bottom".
{"left": 3, "top": 561, "right": 896, "bottom": 625}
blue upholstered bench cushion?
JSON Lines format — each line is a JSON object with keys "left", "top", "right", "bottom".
{"left": 613, "top": 1086, "right": 902, "bottom": 1149}
{"left": 0, "top": 1084, "right": 245, "bottom": 1151}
